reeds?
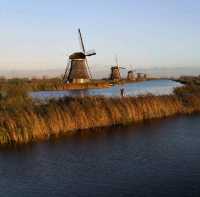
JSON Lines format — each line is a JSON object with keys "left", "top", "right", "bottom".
{"left": 0, "top": 93, "right": 200, "bottom": 145}
{"left": 0, "top": 77, "right": 111, "bottom": 92}
{"left": 0, "top": 77, "right": 200, "bottom": 146}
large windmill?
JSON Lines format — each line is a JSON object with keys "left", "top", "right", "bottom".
{"left": 63, "top": 29, "right": 96, "bottom": 83}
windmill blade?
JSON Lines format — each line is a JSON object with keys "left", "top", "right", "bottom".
{"left": 86, "top": 52, "right": 96, "bottom": 56}
{"left": 115, "top": 55, "right": 120, "bottom": 69}
{"left": 63, "top": 60, "right": 70, "bottom": 82}
{"left": 129, "top": 65, "right": 134, "bottom": 71}
{"left": 78, "top": 28, "right": 86, "bottom": 53}
{"left": 130, "top": 65, "right": 137, "bottom": 73}
{"left": 85, "top": 49, "right": 96, "bottom": 56}
{"left": 85, "top": 57, "right": 93, "bottom": 79}
{"left": 115, "top": 55, "right": 119, "bottom": 67}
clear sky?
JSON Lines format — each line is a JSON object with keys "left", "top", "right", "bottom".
{"left": 0, "top": 0, "right": 200, "bottom": 71}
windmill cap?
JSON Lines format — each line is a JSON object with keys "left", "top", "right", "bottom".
{"left": 69, "top": 52, "right": 86, "bottom": 59}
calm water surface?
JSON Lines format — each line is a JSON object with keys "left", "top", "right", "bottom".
{"left": 0, "top": 115, "right": 200, "bottom": 197}
{"left": 30, "top": 79, "right": 182, "bottom": 100}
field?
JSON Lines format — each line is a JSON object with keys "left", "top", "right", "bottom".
{"left": 0, "top": 77, "right": 200, "bottom": 146}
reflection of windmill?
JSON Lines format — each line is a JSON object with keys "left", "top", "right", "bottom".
{"left": 127, "top": 65, "right": 136, "bottom": 81}
{"left": 63, "top": 29, "right": 96, "bottom": 83}
{"left": 110, "top": 56, "right": 126, "bottom": 81}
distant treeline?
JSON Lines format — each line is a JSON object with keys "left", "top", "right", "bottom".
{"left": 0, "top": 76, "right": 200, "bottom": 146}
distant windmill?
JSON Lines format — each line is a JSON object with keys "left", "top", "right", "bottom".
{"left": 63, "top": 29, "right": 96, "bottom": 83}
{"left": 137, "top": 72, "right": 147, "bottom": 80}
{"left": 127, "top": 65, "right": 136, "bottom": 81}
{"left": 110, "top": 56, "right": 126, "bottom": 81}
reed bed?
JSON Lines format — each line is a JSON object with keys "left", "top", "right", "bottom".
{"left": 0, "top": 92, "right": 200, "bottom": 145}
{"left": 0, "top": 77, "right": 200, "bottom": 146}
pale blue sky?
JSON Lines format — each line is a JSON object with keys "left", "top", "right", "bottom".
{"left": 0, "top": 0, "right": 200, "bottom": 71}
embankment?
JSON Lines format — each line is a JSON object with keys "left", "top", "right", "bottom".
{"left": 0, "top": 91, "right": 200, "bottom": 146}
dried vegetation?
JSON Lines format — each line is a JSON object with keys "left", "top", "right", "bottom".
{"left": 0, "top": 77, "right": 200, "bottom": 145}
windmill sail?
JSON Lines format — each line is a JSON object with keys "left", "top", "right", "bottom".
{"left": 85, "top": 49, "right": 96, "bottom": 56}
{"left": 63, "top": 29, "right": 96, "bottom": 83}
{"left": 78, "top": 28, "right": 86, "bottom": 53}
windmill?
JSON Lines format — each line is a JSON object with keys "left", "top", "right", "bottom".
{"left": 110, "top": 56, "right": 126, "bottom": 81}
{"left": 127, "top": 65, "right": 136, "bottom": 81}
{"left": 137, "top": 72, "right": 147, "bottom": 80}
{"left": 63, "top": 29, "right": 96, "bottom": 83}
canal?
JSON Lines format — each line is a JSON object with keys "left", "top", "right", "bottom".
{"left": 0, "top": 115, "right": 200, "bottom": 197}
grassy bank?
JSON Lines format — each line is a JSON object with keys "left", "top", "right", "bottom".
{"left": 0, "top": 77, "right": 200, "bottom": 146}
{"left": 0, "top": 92, "right": 200, "bottom": 145}
{"left": 0, "top": 77, "right": 151, "bottom": 92}
{"left": 177, "top": 75, "right": 200, "bottom": 86}
{"left": 0, "top": 77, "right": 112, "bottom": 92}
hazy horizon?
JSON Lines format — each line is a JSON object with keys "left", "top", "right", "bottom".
{"left": 1, "top": 66, "right": 200, "bottom": 79}
{"left": 0, "top": 0, "right": 200, "bottom": 73}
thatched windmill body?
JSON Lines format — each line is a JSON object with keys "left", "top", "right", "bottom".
{"left": 63, "top": 29, "right": 96, "bottom": 83}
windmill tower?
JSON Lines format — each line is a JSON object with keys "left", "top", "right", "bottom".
{"left": 63, "top": 29, "right": 96, "bottom": 83}
{"left": 110, "top": 56, "right": 125, "bottom": 81}
{"left": 137, "top": 73, "right": 147, "bottom": 80}
{"left": 127, "top": 65, "right": 136, "bottom": 81}
{"left": 127, "top": 71, "right": 134, "bottom": 80}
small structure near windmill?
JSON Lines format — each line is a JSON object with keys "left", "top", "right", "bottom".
{"left": 110, "top": 56, "right": 126, "bottom": 81}
{"left": 63, "top": 29, "right": 96, "bottom": 83}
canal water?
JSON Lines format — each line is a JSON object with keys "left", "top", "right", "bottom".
{"left": 0, "top": 115, "right": 200, "bottom": 197}
{"left": 30, "top": 79, "right": 182, "bottom": 100}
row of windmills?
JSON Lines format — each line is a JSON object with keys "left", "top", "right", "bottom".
{"left": 63, "top": 29, "right": 147, "bottom": 84}
{"left": 110, "top": 61, "right": 147, "bottom": 81}
{"left": 110, "top": 66, "right": 147, "bottom": 81}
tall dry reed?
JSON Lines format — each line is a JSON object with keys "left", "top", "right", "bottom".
{"left": 0, "top": 93, "right": 200, "bottom": 145}
{"left": 1, "top": 77, "right": 200, "bottom": 146}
